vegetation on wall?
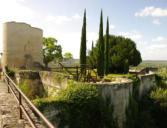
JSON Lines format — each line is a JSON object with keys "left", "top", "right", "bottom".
{"left": 124, "top": 91, "right": 156, "bottom": 128}
{"left": 33, "top": 82, "right": 118, "bottom": 128}
{"left": 124, "top": 73, "right": 167, "bottom": 128}
{"left": 5, "top": 65, "right": 15, "bottom": 78}
{"left": 19, "top": 80, "right": 45, "bottom": 100}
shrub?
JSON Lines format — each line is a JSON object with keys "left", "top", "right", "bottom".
{"left": 34, "top": 83, "right": 118, "bottom": 128}
{"left": 150, "top": 87, "right": 167, "bottom": 108}
{"left": 124, "top": 92, "right": 156, "bottom": 128}
{"left": 150, "top": 87, "right": 167, "bottom": 127}
{"left": 5, "top": 65, "right": 15, "bottom": 78}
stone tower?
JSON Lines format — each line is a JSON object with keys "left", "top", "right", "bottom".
{"left": 1, "top": 22, "right": 43, "bottom": 70}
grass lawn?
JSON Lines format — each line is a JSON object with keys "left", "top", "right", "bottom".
{"left": 52, "top": 67, "right": 134, "bottom": 82}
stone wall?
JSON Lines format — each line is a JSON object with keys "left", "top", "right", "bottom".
{"left": 15, "top": 70, "right": 45, "bottom": 98}
{"left": 2, "top": 22, "right": 43, "bottom": 70}
{"left": 39, "top": 71, "right": 68, "bottom": 97}
{"left": 96, "top": 81, "right": 133, "bottom": 128}
{"left": 138, "top": 73, "right": 156, "bottom": 97}
{"left": 14, "top": 70, "right": 156, "bottom": 128}
{"left": 15, "top": 70, "right": 69, "bottom": 97}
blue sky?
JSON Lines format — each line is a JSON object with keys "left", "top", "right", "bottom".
{"left": 0, "top": 0, "right": 167, "bottom": 60}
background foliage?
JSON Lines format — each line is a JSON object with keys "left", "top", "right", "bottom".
{"left": 88, "top": 35, "right": 142, "bottom": 73}
{"left": 43, "top": 37, "right": 62, "bottom": 67}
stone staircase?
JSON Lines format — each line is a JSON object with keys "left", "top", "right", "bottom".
{"left": 0, "top": 80, "right": 43, "bottom": 128}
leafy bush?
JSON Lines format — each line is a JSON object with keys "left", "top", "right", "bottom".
{"left": 155, "top": 74, "right": 167, "bottom": 88}
{"left": 124, "top": 92, "right": 156, "bottom": 128}
{"left": 5, "top": 65, "right": 15, "bottom": 78}
{"left": 150, "top": 87, "right": 167, "bottom": 127}
{"left": 151, "top": 87, "right": 167, "bottom": 108}
{"left": 34, "top": 83, "right": 118, "bottom": 128}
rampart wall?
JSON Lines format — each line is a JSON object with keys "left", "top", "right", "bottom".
{"left": 2, "top": 22, "right": 43, "bottom": 70}
{"left": 15, "top": 71, "right": 156, "bottom": 128}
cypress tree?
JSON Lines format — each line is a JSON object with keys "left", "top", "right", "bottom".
{"left": 80, "top": 9, "right": 86, "bottom": 74}
{"left": 92, "top": 41, "right": 94, "bottom": 51}
{"left": 97, "top": 10, "right": 104, "bottom": 77}
{"left": 91, "top": 41, "right": 94, "bottom": 56}
{"left": 104, "top": 17, "right": 109, "bottom": 75}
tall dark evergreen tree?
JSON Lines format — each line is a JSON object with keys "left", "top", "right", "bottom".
{"left": 80, "top": 9, "right": 86, "bottom": 73}
{"left": 92, "top": 41, "right": 94, "bottom": 50}
{"left": 91, "top": 41, "right": 94, "bottom": 56}
{"left": 97, "top": 10, "right": 104, "bottom": 77}
{"left": 104, "top": 17, "right": 109, "bottom": 75}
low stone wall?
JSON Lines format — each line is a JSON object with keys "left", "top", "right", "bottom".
{"left": 39, "top": 71, "right": 68, "bottom": 97}
{"left": 15, "top": 70, "right": 45, "bottom": 98}
{"left": 15, "top": 70, "right": 69, "bottom": 98}
{"left": 138, "top": 73, "right": 156, "bottom": 97}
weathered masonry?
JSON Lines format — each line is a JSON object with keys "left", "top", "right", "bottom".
{"left": 15, "top": 71, "right": 156, "bottom": 128}
{"left": 1, "top": 22, "right": 43, "bottom": 70}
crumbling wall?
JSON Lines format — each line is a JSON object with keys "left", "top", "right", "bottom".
{"left": 138, "top": 73, "right": 156, "bottom": 97}
{"left": 2, "top": 22, "right": 43, "bottom": 70}
{"left": 96, "top": 81, "right": 133, "bottom": 128}
{"left": 14, "top": 70, "right": 156, "bottom": 128}
{"left": 39, "top": 71, "right": 68, "bottom": 97}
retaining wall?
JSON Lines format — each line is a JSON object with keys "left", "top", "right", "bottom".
{"left": 15, "top": 70, "right": 156, "bottom": 128}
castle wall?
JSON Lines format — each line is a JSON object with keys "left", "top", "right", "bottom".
{"left": 39, "top": 71, "right": 68, "bottom": 97}
{"left": 14, "top": 70, "right": 156, "bottom": 128}
{"left": 138, "top": 73, "right": 156, "bottom": 97}
{"left": 2, "top": 22, "right": 43, "bottom": 70}
{"left": 96, "top": 82, "right": 133, "bottom": 128}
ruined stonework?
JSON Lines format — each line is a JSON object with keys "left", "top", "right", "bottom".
{"left": 95, "top": 80, "right": 133, "bottom": 128}
{"left": 14, "top": 70, "right": 156, "bottom": 128}
{"left": 138, "top": 73, "right": 156, "bottom": 97}
{"left": 1, "top": 22, "right": 43, "bottom": 70}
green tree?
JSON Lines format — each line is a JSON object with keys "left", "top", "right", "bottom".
{"left": 42, "top": 37, "right": 62, "bottom": 68}
{"left": 91, "top": 41, "right": 94, "bottom": 56}
{"left": 88, "top": 35, "right": 142, "bottom": 73}
{"left": 87, "top": 41, "right": 98, "bottom": 68}
{"left": 104, "top": 17, "right": 109, "bottom": 75}
{"left": 97, "top": 10, "right": 104, "bottom": 77}
{"left": 80, "top": 9, "right": 87, "bottom": 74}
{"left": 124, "top": 59, "right": 129, "bottom": 73}
{"left": 63, "top": 52, "right": 73, "bottom": 61}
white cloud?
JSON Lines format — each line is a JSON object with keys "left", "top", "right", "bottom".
{"left": 136, "top": 41, "right": 167, "bottom": 60}
{"left": 0, "top": 0, "right": 83, "bottom": 58}
{"left": 46, "top": 15, "right": 71, "bottom": 24}
{"left": 45, "top": 14, "right": 81, "bottom": 25}
{"left": 143, "top": 44, "right": 167, "bottom": 60}
{"left": 118, "top": 30, "right": 142, "bottom": 41}
{"left": 87, "top": 32, "right": 98, "bottom": 50}
{"left": 152, "top": 36, "right": 167, "bottom": 42}
{"left": 0, "top": 0, "right": 38, "bottom": 52}
{"left": 109, "top": 24, "right": 115, "bottom": 29}
{"left": 0, "top": 0, "right": 36, "bottom": 22}
{"left": 152, "top": 19, "right": 161, "bottom": 25}
{"left": 135, "top": 6, "right": 167, "bottom": 17}
{"left": 72, "top": 14, "right": 82, "bottom": 20}
{"left": 49, "top": 31, "right": 98, "bottom": 58}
